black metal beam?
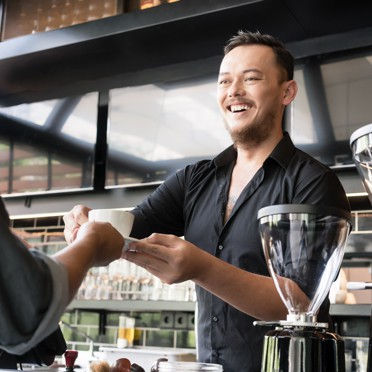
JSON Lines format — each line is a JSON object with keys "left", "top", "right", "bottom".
{"left": 0, "top": 113, "right": 93, "bottom": 161}
{"left": 0, "top": 0, "right": 4, "bottom": 40}
{"left": 8, "top": 138, "right": 13, "bottom": 194}
{"left": 302, "top": 58, "right": 335, "bottom": 144}
{"left": 43, "top": 96, "right": 82, "bottom": 133}
{"left": 0, "top": 0, "right": 302, "bottom": 106}
{"left": 0, "top": 112, "right": 205, "bottom": 178}
{"left": 0, "top": 1, "right": 372, "bottom": 106}
{"left": 94, "top": 92, "right": 108, "bottom": 191}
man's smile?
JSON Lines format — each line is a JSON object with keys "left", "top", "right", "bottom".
{"left": 227, "top": 102, "right": 254, "bottom": 113}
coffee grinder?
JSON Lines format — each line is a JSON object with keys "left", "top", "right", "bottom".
{"left": 350, "top": 123, "right": 372, "bottom": 372}
{"left": 350, "top": 123, "right": 372, "bottom": 203}
{"left": 255, "top": 204, "right": 351, "bottom": 372}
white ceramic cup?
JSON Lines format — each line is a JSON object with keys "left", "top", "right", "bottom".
{"left": 88, "top": 209, "right": 134, "bottom": 238}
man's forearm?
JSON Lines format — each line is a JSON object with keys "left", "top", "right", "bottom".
{"left": 193, "top": 251, "right": 288, "bottom": 321}
{"left": 124, "top": 234, "right": 289, "bottom": 320}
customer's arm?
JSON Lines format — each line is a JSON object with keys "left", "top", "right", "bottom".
{"left": 0, "top": 198, "right": 124, "bottom": 354}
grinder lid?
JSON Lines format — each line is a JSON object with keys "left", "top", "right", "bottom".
{"left": 257, "top": 204, "right": 351, "bottom": 222}
{"left": 350, "top": 123, "right": 372, "bottom": 146}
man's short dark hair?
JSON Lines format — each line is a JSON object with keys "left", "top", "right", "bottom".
{"left": 224, "top": 31, "right": 294, "bottom": 81}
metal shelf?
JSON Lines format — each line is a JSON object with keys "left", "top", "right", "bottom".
{"left": 68, "top": 301, "right": 371, "bottom": 317}
{"left": 341, "top": 259, "right": 372, "bottom": 268}
{"left": 330, "top": 304, "right": 372, "bottom": 317}
{"left": 67, "top": 299, "right": 195, "bottom": 312}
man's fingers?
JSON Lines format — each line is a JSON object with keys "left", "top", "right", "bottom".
{"left": 129, "top": 240, "right": 172, "bottom": 261}
{"left": 146, "top": 233, "right": 179, "bottom": 247}
{"left": 63, "top": 217, "right": 78, "bottom": 232}
{"left": 63, "top": 205, "right": 91, "bottom": 243}
{"left": 72, "top": 228, "right": 78, "bottom": 242}
{"left": 72, "top": 205, "right": 90, "bottom": 225}
{"left": 64, "top": 227, "right": 77, "bottom": 244}
{"left": 124, "top": 251, "right": 167, "bottom": 274}
{"left": 63, "top": 216, "right": 79, "bottom": 243}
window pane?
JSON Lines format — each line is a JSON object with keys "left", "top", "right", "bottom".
{"left": 12, "top": 144, "right": 48, "bottom": 193}
{"left": 287, "top": 51, "right": 372, "bottom": 166}
{"left": 107, "top": 76, "right": 231, "bottom": 186}
{"left": 0, "top": 100, "right": 55, "bottom": 126}
{"left": 0, "top": 92, "right": 98, "bottom": 194}
{"left": 51, "top": 156, "right": 86, "bottom": 189}
{"left": 0, "top": 141, "right": 9, "bottom": 194}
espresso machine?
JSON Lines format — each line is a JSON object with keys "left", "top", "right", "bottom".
{"left": 255, "top": 204, "right": 351, "bottom": 372}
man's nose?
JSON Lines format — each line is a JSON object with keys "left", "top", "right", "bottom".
{"left": 228, "top": 79, "right": 245, "bottom": 97}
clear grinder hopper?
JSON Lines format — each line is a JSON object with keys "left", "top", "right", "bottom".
{"left": 256, "top": 204, "right": 351, "bottom": 372}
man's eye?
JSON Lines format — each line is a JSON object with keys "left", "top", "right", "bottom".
{"left": 218, "top": 80, "right": 229, "bottom": 85}
{"left": 245, "top": 77, "right": 259, "bottom": 81}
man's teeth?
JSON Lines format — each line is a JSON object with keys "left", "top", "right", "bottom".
{"left": 230, "top": 104, "right": 249, "bottom": 112}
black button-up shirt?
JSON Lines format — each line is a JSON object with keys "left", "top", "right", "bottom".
{"left": 131, "top": 133, "right": 350, "bottom": 372}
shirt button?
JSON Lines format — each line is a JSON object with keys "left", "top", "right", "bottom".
{"left": 218, "top": 244, "right": 223, "bottom": 251}
{"left": 212, "top": 316, "right": 218, "bottom": 322}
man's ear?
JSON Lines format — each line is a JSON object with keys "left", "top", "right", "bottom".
{"left": 282, "top": 80, "right": 298, "bottom": 106}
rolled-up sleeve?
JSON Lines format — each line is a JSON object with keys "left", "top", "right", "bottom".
{"left": 2, "top": 252, "right": 69, "bottom": 355}
{"left": 0, "top": 199, "right": 69, "bottom": 354}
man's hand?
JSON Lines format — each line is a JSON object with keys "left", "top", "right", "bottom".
{"left": 122, "top": 233, "right": 207, "bottom": 284}
{"left": 63, "top": 205, "right": 91, "bottom": 244}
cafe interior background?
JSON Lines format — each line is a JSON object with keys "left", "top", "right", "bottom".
{"left": 0, "top": 0, "right": 371, "bottom": 369}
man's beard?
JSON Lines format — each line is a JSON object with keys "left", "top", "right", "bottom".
{"left": 224, "top": 110, "right": 277, "bottom": 148}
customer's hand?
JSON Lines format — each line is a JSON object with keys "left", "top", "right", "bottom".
{"left": 122, "top": 233, "right": 207, "bottom": 284}
{"left": 76, "top": 221, "right": 124, "bottom": 266}
{"left": 54, "top": 220, "right": 124, "bottom": 300}
{"left": 63, "top": 205, "right": 91, "bottom": 244}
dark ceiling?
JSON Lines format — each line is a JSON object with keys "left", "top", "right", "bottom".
{"left": 1, "top": 0, "right": 372, "bottom": 106}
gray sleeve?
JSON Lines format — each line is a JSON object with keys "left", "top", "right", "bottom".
{"left": 0, "top": 197, "right": 70, "bottom": 354}
{"left": 0, "top": 198, "right": 70, "bottom": 355}
{"left": 1, "top": 253, "right": 70, "bottom": 355}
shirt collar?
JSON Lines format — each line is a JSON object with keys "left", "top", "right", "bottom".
{"left": 268, "top": 132, "right": 296, "bottom": 169}
{"left": 213, "top": 132, "right": 296, "bottom": 169}
{"left": 213, "top": 145, "right": 237, "bottom": 168}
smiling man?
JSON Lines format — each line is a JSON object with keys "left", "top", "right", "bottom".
{"left": 64, "top": 31, "right": 350, "bottom": 372}
{"left": 216, "top": 39, "right": 298, "bottom": 224}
